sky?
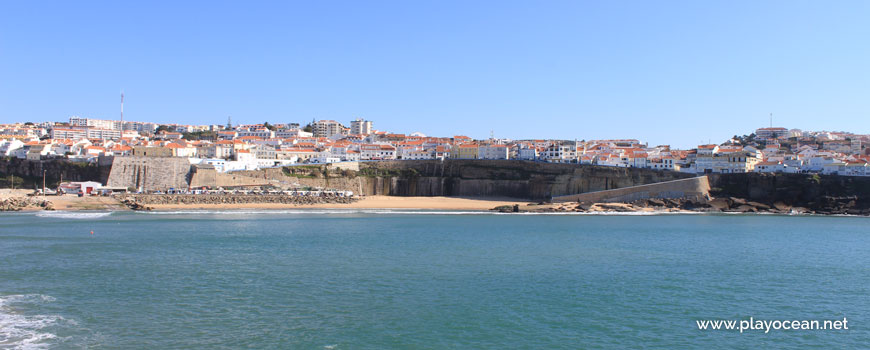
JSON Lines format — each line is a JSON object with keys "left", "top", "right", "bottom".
{"left": 1, "top": 1, "right": 868, "bottom": 148}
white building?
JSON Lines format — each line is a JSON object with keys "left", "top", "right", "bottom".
{"left": 238, "top": 129, "right": 275, "bottom": 138}
{"left": 360, "top": 144, "right": 396, "bottom": 160}
{"left": 755, "top": 127, "right": 789, "bottom": 140}
{"left": 403, "top": 149, "right": 434, "bottom": 160}
{"left": 51, "top": 127, "right": 121, "bottom": 140}
{"left": 479, "top": 145, "right": 509, "bottom": 160}
{"left": 517, "top": 147, "right": 539, "bottom": 161}
{"left": 276, "top": 128, "right": 313, "bottom": 138}
{"left": 313, "top": 120, "right": 345, "bottom": 138}
{"left": 0, "top": 139, "right": 24, "bottom": 156}
{"left": 350, "top": 118, "right": 373, "bottom": 135}
{"left": 69, "top": 117, "right": 120, "bottom": 130}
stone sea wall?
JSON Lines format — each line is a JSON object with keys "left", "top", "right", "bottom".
{"left": 551, "top": 176, "right": 710, "bottom": 203}
{"left": 117, "top": 194, "right": 358, "bottom": 208}
{"left": 106, "top": 156, "right": 191, "bottom": 191}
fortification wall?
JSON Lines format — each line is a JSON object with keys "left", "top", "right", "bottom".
{"left": 106, "top": 156, "right": 191, "bottom": 191}
{"left": 551, "top": 176, "right": 711, "bottom": 203}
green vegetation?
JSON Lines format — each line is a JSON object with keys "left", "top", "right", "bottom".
{"left": 156, "top": 125, "right": 176, "bottom": 133}
{"left": 263, "top": 122, "right": 276, "bottom": 131}
{"left": 281, "top": 166, "right": 318, "bottom": 178}
{"left": 0, "top": 174, "right": 27, "bottom": 189}
{"left": 358, "top": 167, "right": 420, "bottom": 177}
{"left": 182, "top": 130, "right": 217, "bottom": 140}
{"left": 730, "top": 133, "right": 757, "bottom": 147}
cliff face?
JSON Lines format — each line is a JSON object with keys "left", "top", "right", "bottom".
{"left": 227, "top": 160, "right": 695, "bottom": 200}
{"left": 11, "top": 157, "right": 868, "bottom": 210}
{"left": 0, "top": 157, "right": 108, "bottom": 189}
{"left": 708, "top": 173, "right": 870, "bottom": 213}
{"left": 353, "top": 160, "right": 695, "bottom": 199}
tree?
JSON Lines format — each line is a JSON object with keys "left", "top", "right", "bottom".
{"left": 182, "top": 130, "right": 217, "bottom": 141}
{"left": 156, "top": 125, "right": 177, "bottom": 133}
{"left": 303, "top": 123, "right": 312, "bottom": 133}
{"left": 263, "top": 122, "right": 276, "bottom": 131}
{"left": 24, "top": 122, "right": 34, "bottom": 126}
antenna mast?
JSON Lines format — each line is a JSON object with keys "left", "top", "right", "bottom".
{"left": 120, "top": 91, "right": 125, "bottom": 131}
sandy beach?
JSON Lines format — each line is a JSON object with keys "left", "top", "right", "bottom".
{"left": 1, "top": 190, "right": 532, "bottom": 211}
{"left": 144, "top": 195, "right": 532, "bottom": 211}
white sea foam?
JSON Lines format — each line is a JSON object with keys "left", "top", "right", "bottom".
{"left": 0, "top": 294, "right": 65, "bottom": 350}
{"left": 139, "top": 209, "right": 488, "bottom": 215}
{"left": 34, "top": 212, "right": 113, "bottom": 219}
{"left": 136, "top": 209, "right": 703, "bottom": 216}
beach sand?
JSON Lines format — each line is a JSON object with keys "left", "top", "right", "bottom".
{"left": 144, "top": 195, "right": 532, "bottom": 211}
{"left": 2, "top": 188, "right": 533, "bottom": 211}
{"left": 49, "top": 195, "right": 129, "bottom": 211}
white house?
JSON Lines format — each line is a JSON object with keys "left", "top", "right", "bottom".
{"left": 0, "top": 139, "right": 24, "bottom": 156}
{"left": 517, "top": 147, "right": 538, "bottom": 161}
{"left": 479, "top": 144, "right": 509, "bottom": 160}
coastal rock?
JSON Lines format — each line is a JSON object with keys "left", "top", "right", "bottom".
{"left": 747, "top": 201, "right": 771, "bottom": 210}
{"left": 790, "top": 207, "right": 809, "bottom": 214}
{"left": 0, "top": 197, "right": 54, "bottom": 211}
{"left": 578, "top": 202, "right": 595, "bottom": 211}
{"left": 730, "top": 197, "right": 748, "bottom": 206}
{"left": 732, "top": 205, "right": 757, "bottom": 213}
{"left": 117, "top": 194, "right": 359, "bottom": 209}
{"left": 773, "top": 201, "right": 791, "bottom": 211}
{"left": 591, "top": 203, "right": 637, "bottom": 212}
{"left": 708, "top": 198, "right": 731, "bottom": 211}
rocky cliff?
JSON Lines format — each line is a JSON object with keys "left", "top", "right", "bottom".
{"left": 708, "top": 173, "right": 870, "bottom": 215}
{"left": 219, "top": 160, "right": 695, "bottom": 200}
{"left": 0, "top": 157, "right": 108, "bottom": 189}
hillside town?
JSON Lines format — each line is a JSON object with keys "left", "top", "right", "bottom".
{"left": 1, "top": 116, "right": 869, "bottom": 177}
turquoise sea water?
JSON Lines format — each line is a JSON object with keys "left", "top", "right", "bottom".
{"left": 1, "top": 210, "right": 869, "bottom": 349}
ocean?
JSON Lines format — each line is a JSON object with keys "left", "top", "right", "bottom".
{"left": 1, "top": 210, "right": 868, "bottom": 349}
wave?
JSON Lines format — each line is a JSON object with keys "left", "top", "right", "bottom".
{"left": 139, "top": 209, "right": 489, "bottom": 215}
{"left": 34, "top": 212, "right": 113, "bottom": 219}
{"left": 136, "top": 209, "right": 704, "bottom": 216}
{"left": 0, "top": 294, "right": 67, "bottom": 350}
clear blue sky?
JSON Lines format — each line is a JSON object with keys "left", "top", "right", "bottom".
{"left": 1, "top": 1, "right": 868, "bottom": 148}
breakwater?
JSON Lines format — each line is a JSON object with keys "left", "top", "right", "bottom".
{"left": 551, "top": 176, "right": 710, "bottom": 203}
{"left": 117, "top": 194, "right": 359, "bottom": 209}
{"left": 0, "top": 196, "right": 54, "bottom": 211}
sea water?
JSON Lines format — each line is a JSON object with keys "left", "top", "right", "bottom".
{"left": 1, "top": 211, "right": 868, "bottom": 349}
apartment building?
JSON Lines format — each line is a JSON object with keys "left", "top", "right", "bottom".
{"left": 350, "top": 118, "right": 373, "bottom": 135}
{"left": 313, "top": 120, "right": 346, "bottom": 138}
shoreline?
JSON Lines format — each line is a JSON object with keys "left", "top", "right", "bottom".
{"left": 1, "top": 191, "right": 534, "bottom": 211}
{"left": 142, "top": 195, "right": 533, "bottom": 211}
{"left": 2, "top": 190, "right": 869, "bottom": 216}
